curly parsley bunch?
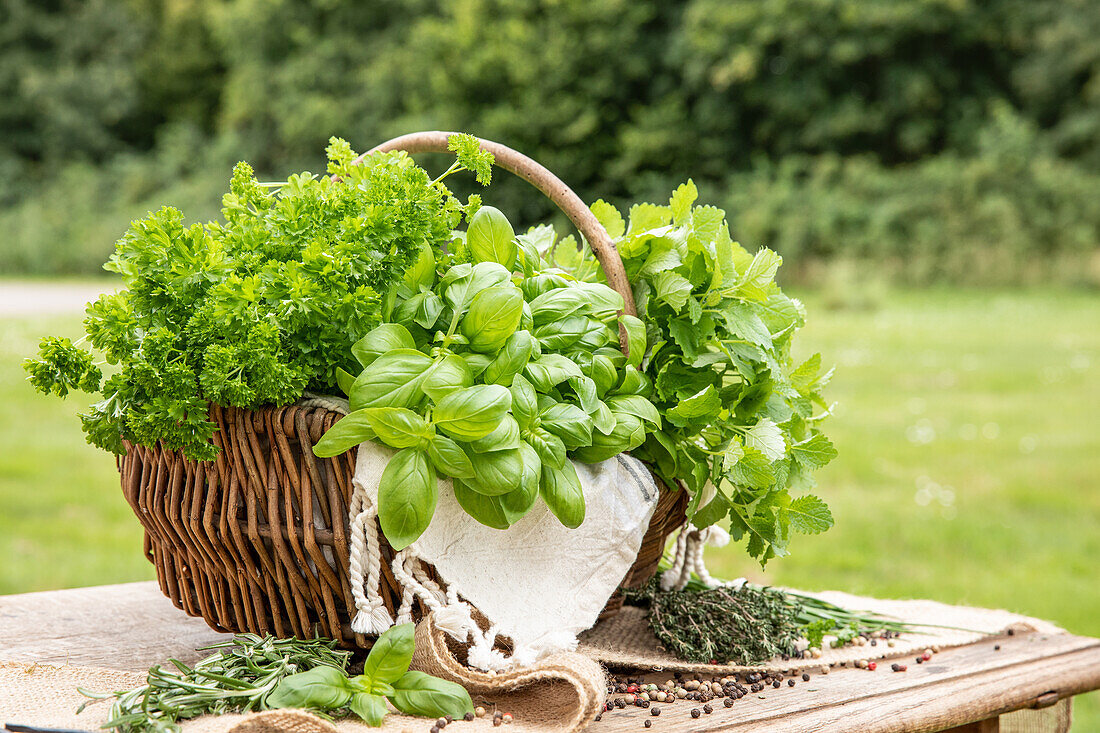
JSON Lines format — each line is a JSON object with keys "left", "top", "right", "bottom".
{"left": 25, "top": 136, "right": 492, "bottom": 460}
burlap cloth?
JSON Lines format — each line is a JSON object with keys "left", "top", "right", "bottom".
{"left": 0, "top": 592, "right": 1072, "bottom": 732}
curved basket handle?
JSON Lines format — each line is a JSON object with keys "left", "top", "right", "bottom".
{"left": 358, "top": 131, "right": 637, "bottom": 318}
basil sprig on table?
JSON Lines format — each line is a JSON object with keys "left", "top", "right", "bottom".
{"left": 315, "top": 205, "right": 660, "bottom": 549}
{"left": 268, "top": 623, "right": 472, "bottom": 725}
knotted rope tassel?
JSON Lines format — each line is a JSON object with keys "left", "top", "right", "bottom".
{"left": 347, "top": 477, "right": 395, "bottom": 635}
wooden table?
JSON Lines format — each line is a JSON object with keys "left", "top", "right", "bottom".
{"left": 2, "top": 583, "right": 1099, "bottom": 732}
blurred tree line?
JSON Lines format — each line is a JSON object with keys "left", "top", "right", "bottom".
{"left": 2, "top": 0, "right": 1098, "bottom": 284}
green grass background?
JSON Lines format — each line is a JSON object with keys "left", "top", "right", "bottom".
{"left": 1, "top": 287, "right": 1097, "bottom": 726}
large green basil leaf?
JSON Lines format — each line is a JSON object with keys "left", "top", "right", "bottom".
{"left": 335, "top": 367, "right": 357, "bottom": 397}
{"left": 509, "top": 374, "right": 539, "bottom": 430}
{"left": 520, "top": 272, "right": 570, "bottom": 302}
{"left": 349, "top": 692, "right": 388, "bottom": 726}
{"left": 500, "top": 442, "right": 541, "bottom": 522}
{"left": 569, "top": 375, "right": 599, "bottom": 414}
{"left": 433, "top": 385, "right": 512, "bottom": 441}
{"left": 467, "top": 447, "right": 524, "bottom": 496}
{"left": 605, "top": 395, "right": 662, "bottom": 428}
{"left": 533, "top": 316, "right": 589, "bottom": 350}
{"left": 268, "top": 666, "right": 353, "bottom": 710}
{"left": 426, "top": 434, "right": 475, "bottom": 479}
{"left": 360, "top": 407, "right": 433, "bottom": 449}
{"left": 350, "top": 349, "right": 433, "bottom": 411}
{"left": 394, "top": 291, "right": 443, "bottom": 330}
{"left": 620, "top": 314, "right": 647, "bottom": 369}
{"left": 313, "top": 410, "right": 377, "bottom": 458}
{"left": 483, "top": 331, "right": 534, "bottom": 386}
{"left": 390, "top": 670, "right": 475, "bottom": 719}
{"left": 524, "top": 354, "right": 583, "bottom": 392}
{"left": 462, "top": 352, "right": 493, "bottom": 378}
{"left": 404, "top": 241, "right": 437, "bottom": 291}
{"left": 444, "top": 262, "right": 511, "bottom": 312}
{"left": 529, "top": 288, "right": 591, "bottom": 324}
{"left": 378, "top": 448, "right": 437, "bottom": 550}
{"left": 362, "top": 622, "right": 415, "bottom": 685}
{"left": 611, "top": 365, "right": 651, "bottom": 397}
{"left": 460, "top": 286, "right": 524, "bottom": 353}
{"left": 467, "top": 205, "right": 517, "bottom": 271}
{"left": 594, "top": 345, "right": 626, "bottom": 369}
{"left": 470, "top": 414, "right": 521, "bottom": 453}
{"left": 592, "top": 400, "right": 617, "bottom": 435}
{"left": 541, "top": 461, "right": 586, "bottom": 529}
{"left": 576, "top": 282, "right": 625, "bottom": 320}
{"left": 526, "top": 427, "right": 566, "bottom": 470}
{"left": 539, "top": 402, "right": 593, "bottom": 449}
{"left": 586, "top": 355, "right": 618, "bottom": 397}
{"left": 421, "top": 355, "right": 474, "bottom": 401}
{"left": 576, "top": 320, "right": 617, "bottom": 351}
{"left": 453, "top": 480, "right": 510, "bottom": 529}
{"left": 571, "top": 413, "right": 646, "bottom": 463}
{"left": 352, "top": 324, "right": 415, "bottom": 368}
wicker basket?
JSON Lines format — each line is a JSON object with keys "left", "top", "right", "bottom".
{"left": 118, "top": 132, "right": 688, "bottom": 647}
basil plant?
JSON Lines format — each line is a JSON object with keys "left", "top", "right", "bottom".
{"left": 315, "top": 205, "right": 661, "bottom": 550}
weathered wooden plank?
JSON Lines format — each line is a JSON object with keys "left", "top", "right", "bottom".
{"left": 0, "top": 582, "right": 231, "bottom": 670}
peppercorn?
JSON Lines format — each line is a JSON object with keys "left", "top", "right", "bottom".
{"left": 788, "top": 679, "right": 796, "bottom": 687}
{"left": 437, "top": 718, "right": 448, "bottom": 728}
{"left": 801, "top": 673, "right": 810, "bottom": 682}
{"left": 431, "top": 727, "right": 440, "bottom": 733}
{"left": 644, "top": 721, "right": 652, "bottom": 729}
{"left": 772, "top": 681, "right": 781, "bottom": 689}
{"left": 691, "top": 709, "right": 701, "bottom": 719}
{"left": 464, "top": 713, "right": 475, "bottom": 722}
{"left": 651, "top": 708, "right": 661, "bottom": 717}
{"left": 723, "top": 697, "right": 734, "bottom": 708}
{"left": 867, "top": 662, "right": 877, "bottom": 671}
{"left": 703, "top": 704, "right": 713, "bottom": 714}
{"left": 502, "top": 714, "right": 513, "bottom": 724}
{"left": 492, "top": 718, "right": 502, "bottom": 728}
{"left": 475, "top": 707, "right": 487, "bottom": 719}
{"left": 994, "top": 645, "right": 1001, "bottom": 651}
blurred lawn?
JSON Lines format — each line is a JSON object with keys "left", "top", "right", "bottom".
{"left": 1, "top": 288, "right": 1098, "bottom": 726}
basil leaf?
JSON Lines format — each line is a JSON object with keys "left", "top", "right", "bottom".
{"left": 350, "top": 349, "right": 433, "bottom": 411}
{"left": 529, "top": 288, "right": 590, "bottom": 324}
{"left": 378, "top": 449, "right": 437, "bottom": 550}
{"left": 390, "top": 670, "right": 475, "bottom": 719}
{"left": 519, "top": 272, "right": 570, "bottom": 301}
{"left": 361, "top": 407, "right": 433, "bottom": 449}
{"left": 404, "top": 241, "right": 437, "bottom": 291}
{"left": 352, "top": 324, "right": 416, "bottom": 368}
{"left": 586, "top": 355, "right": 618, "bottom": 397}
{"left": 541, "top": 461, "right": 586, "bottom": 529}
{"left": 500, "top": 441, "right": 541, "bottom": 522}
{"left": 483, "top": 331, "right": 534, "bottom": 386}
{"left": 427, "top": 434, "right": 475, "bottom": 479}
{"left": 268, "top": 666, "right": 353, "bottom": 710}
{"left": 572, "top": 413, "right": 646, "bottom": 463}
{"left": 460, "top": 286, "right": 524, "bottom": 353}
{"left": 362, "top": 622, "right": 415, "bottom": 685}
{"left": 611, "top": 365, "right": 651, "bottom": 397}
{"left": 433, "top": 385, "right": 512, "bottom": 441}
{"left": 313, "top": 409, "right": 377, "bottom": 458}
{"left": 470, "top": 414, "right": 522, "bottom": 453}
{"left": 509, "top": 374, "right": 538, "bottom": 430}
{"left": 394, "top": 291, "right": 444, "bottom": 330}
{"left": 523, "top": 354, "right": 583, "bottom": 392}
{"left": 539, "top": 402, "right": 593, "bottom": 449}
{"left": 467, "top": 447, "right": 524, "bottom": 496}
{"left": 569, "top": 375, "right": 599, "bottom": 414}
{"left": 453, "top": 480, "right": 510, "bottom": 529}
{"left": 526, "top": 428, "right": 566, "bottom": 470}
{"left": 462, "top": 352, "right": 493, "bottom": 378}
{"left": 533, "top": 316, "right": 588, "bottom": 350}
{"left": 605, "top": 395, "right": 662, "bottom": 428}
{"left": 335, "top": 366, "right": 357, "bottom": 397}
{"left": 467, "top": 205, "right": 517, "bottom": 271}
{"left": 444, "top": 261, "right": 511, "bottom": 312}
{"left": 576, "top": 282, "right": 625, "bottom": 320}
{"left": 620, "top": 314, "right": 647, "bottom": 368}
{"left": 592, "top": 400, "right": 617, "bottom": 435}
{"left": 422, "top": 355, "right": 474, "bottom": 401}
{"left": 349, "top": 692, "right": 388, "bottom": 726}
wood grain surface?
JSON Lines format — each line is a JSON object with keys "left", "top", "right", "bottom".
{"left": 2, "top": 583, "right": 1098, "bottom": 732}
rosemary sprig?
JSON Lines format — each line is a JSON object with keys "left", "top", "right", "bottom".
{"left": 77, "top": 634, "right": 351, "bottom": 733}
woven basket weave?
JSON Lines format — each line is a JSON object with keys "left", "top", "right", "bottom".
{"left": 118, "top": 133, "right": 688, "bottom": 647}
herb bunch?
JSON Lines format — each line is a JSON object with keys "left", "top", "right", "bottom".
{"left": 547, "top": 182, "right": 837, "bottom": 564}
{"left": 79, "top": 634, "right": 352, "bottom": 732}
{"left": 24, "top": 136, "right": 490, "bottom": 460}
{"left": 314, "top": 205, "right": 659, "bottom": 548}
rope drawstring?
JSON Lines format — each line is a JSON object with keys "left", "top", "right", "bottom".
{"left": 347, "top": 477, "right": 395, "bottom": 635}
{"left": 660, "top": 522, "right": 744, "bottom": 592}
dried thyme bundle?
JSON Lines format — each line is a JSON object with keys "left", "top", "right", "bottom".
{"left": 624, "top": 579, "right": 801, "bottom": 665}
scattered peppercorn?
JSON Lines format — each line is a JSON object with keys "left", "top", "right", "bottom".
{"left": 502, "top": 714, "right": 513, "bottom": 724}
{"left": 691, "top": 709, "right": 701, "bottom": 719}
{"left": 724, "top": 697, "right": 734, "bottom": 708}
{"left": 644, "top": 721, "right": 652, "bottom": 729}
{"left": 703, "top": 704, "right": 713, "bottom": 714}
{"left": 788, "top": 679, "right": 796, "bottom": 687}
{"left": 492, "top": 719, "right": 502, "bottom": 728}
{"left": 802, "top": 673, "right": 810, "bottom": 682}
{"left": 994, "top": 645, "right": 1001, "bottom": 651}
{"left": 772, "top": 681, "right": 781, "bottom": 689}
{"left": 475, "top": 707, "right": 487, "bottom": 718}
{"left": 430, "top": 727, "right": 440, "bottom": 733}
{"left": 437, "top": 718, "right": 448, "bottom": 728}
{"left": 651, "top": 708, "right": 661, "bottom": 717}
{"left": 464, "top": 713, "right": 474, "bottom": 722}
